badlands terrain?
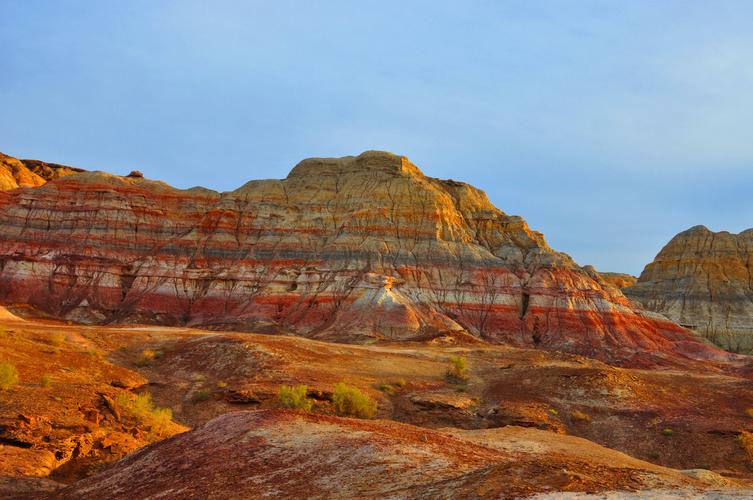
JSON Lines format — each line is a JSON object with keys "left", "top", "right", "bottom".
{"left": 1, "top": 150, "right": 753, "bottom": 498}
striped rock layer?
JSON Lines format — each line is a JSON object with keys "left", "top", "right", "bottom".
{"left": 626, "top": 225, "right": 753, "bottom": 352}
{"left": 0, "top": 151, "right": 722, "bottom": 365}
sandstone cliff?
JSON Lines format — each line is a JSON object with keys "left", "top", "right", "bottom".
{"left": 0, "top": 151, "right": 723, "bottom": 365}
{"left": 626, "top": 225, "right": 753, "bottom": 352}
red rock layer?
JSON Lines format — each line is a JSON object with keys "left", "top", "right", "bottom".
{"left": 0, "top": 151, "right": 726, "bottom": 365}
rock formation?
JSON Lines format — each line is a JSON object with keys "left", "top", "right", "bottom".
{"left": 598, "top": 271, "right": 638, "bottom": 289}
{"left": 0, "top": 151, "right": 724, "bottom": 365}
{"left": 0, "top": 152, "right": 84, "bottom": 190}
{"left": 57, "top": 409, "right": 708, "bottom": 499}
{"left": 626, "top": 225, "right": 753, "bottom": 352}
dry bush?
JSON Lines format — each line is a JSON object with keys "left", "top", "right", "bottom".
{"left": 571, "top": 410, "right": 592, "bottom": 422}
{"left": 278, "top": 384, "right": 313, "bottom": 411}
{"left": 446, "top": 355, "right": 469, "bottom": 382}
{"left": 115, "top": 392, "right": 173, "bottom": 437}
{"left": 49, "top": 332, "right": 66, "bottom": 347}
{"left": 332, "top": 382, "right": 377, "bottom": 419}
{"left": 740, "top": 431, "right": 753, "bottom": 460}
{"left": 0, "top": 361, "right": 19, "bottom": 390}
{"left": 136, "top": 349, "right": 163, "bottom": 366}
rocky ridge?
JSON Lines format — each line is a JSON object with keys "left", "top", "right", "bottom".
{"left": 0, "top": 151, "right": 725, "bottom": 365}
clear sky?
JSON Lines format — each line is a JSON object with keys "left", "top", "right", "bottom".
{"left": 2, "top": 1, "right": 752, "bottom": 275}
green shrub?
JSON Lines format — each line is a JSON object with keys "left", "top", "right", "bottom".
{"left": 662, "top": 428, "right": 674, "bottom": 436}
{"left": 0, "top": 361, "right": 19, "bottom": 390}
{"left": 115, "top": 392, "right": 173, "bottom": 437}
{"left": 192, "top": 389, "right": 211, "bottom": 403}
{"left": 332, "top": 382, "right": 377, "bottom": 419}
{"left": 394, "top": 378, "right": 407, "bottom": 388}
{"left": 446, "top": 355, "right": 469, "bottom": 382}
{"left": 40, "top": 374, "right": 51, "bottom": 388}
{"left": 376, "top": 382, "right": 395, "bottom": 395}
{"left": 278, "top": 384, "right": 313, "bottom": 411}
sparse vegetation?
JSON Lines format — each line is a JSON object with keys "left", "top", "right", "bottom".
{"left": 394, "top": 378, "right": 407, "bottom": 388}
{"left": 745, "top": 408, "right": 753, "bottom": 419}
{"left": 376, "top": 382, "right": 395, "bottom": 395}
{"left": 662, "top": 428, "right": 674, "bottom": 436}
{"left": 446, "top": 355, "right": 469, "bottom": 382}
{"left": 278, "top": 384, "right": 313, "bottom": 411}
{"left": 217, "top": 381, "right": 228, "bottom": 388}
{"left": 332, "top": 382, "right": 377, "bottom": 419}
{"left": 0, "top": 361, "right": 19, "bottom": 390}
{"left": 136, "top": 348, "right": 163, "bottom": 366}
{"left": 571, "top": 410, "right": 592, "bottom": 422}
{"left": 49, "top": 332, "right": 66, "bottom": 347}
{"left": 739, "top": 431, "right": 753, "bottom": 460}
{"left": 115, "top": 392, "right": 173, "bottom": 437}
{"left": 548, "top": 408, "right": 559, "bottom": 416}
{"left": 40, "top": 374, "right": 51, "bottom": 387}
{"left": 192, "top": 389, "right": 211, "bottom": 402}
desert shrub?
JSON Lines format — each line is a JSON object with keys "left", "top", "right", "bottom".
{"left": 745, "top": 408, "right": 753, "bottom": 419}
{"left": 40, "top": 374, "right": 51, "bottom": 388}
{"left": 740, "top": 431, "right": 753, "bottom": 460}
{"left": 0, "top": 361, "right": 19, "bottom": 390}
{"left": 376, "top": 382, "right": 395, "bottom": 395}
{"left": 548, "top": 408, "right": 559, "bottom": 416}
{"left": 394, "top": 378, "right": 407, "bottom": 388}
{"left": 278, "top": 384, "right": 313, "bottom": 411}
{"left": 115, "top": 392, "right": 173, "bottom": 436}
{"left": 332, "top": 382, "right": 377, "bottom": 419}
{"left": 192, "top": 389, "right": 211, "bottom": 403}
{"left": 136, "top": 349, "right": 163, "bottom": 366}
{"left": 446, "top": 355, "right": 469, "bottom": 382}
{"left": 49, "top": 332, "right": 66, "bottom": 347}
{"left": 571, "top": 410, "right": 591, "bottom": 422}
{"left": 662, "top": 428, "right": 674, "bottom": 436}
{"left": 216, "top": 381, "right": 228, "bottom": 388}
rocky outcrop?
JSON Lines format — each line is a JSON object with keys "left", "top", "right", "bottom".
{"left": 0, "top": 153, "right": 84, "bottom": 190}
{"left": 598, "top": 272, "right": 638, "bottom": 289}
{"left": 0, "top": 151, "right": 725, "bottom": 365}
{"left": 626, "top": 225, "right": 753, "bottom": 352}
{"left": 57, "top": 409, "right": 705, "bottom": 499}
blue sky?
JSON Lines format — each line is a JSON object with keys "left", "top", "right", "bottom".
{"left": 2, "top": 1, "right": 752, "bottom": 275}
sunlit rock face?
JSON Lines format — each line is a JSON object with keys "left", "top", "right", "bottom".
{"left": 0, "top": 150, "right": 722, "bottom": 365}
{"left": 626, "top": 225, "right": 753, "bottom": 353}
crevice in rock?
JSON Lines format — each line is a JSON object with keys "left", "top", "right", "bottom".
{"left": 0, "top": 437, "right": 33, "bottom": 448}
{"left": 520, "top": 292, "right": 530, "bottom": 319}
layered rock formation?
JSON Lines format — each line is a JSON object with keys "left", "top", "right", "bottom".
{"left": 0, "top": 152, "right": 83, "bottom": 190}
{"left": 58, "top": 409, "right": 707, "bottom": 499}
{"left": 626, "top": 225, "right": 753, "bottom": 352}
{"left": 0, "top": 151, "right": 724, "bottom": 364}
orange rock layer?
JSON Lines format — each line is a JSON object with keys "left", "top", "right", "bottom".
{"left": 0, "top": 151, "right": 725, "bottom": 365}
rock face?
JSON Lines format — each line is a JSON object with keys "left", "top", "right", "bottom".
{"left": 58, "top": 409, "right": 702, "bottom": 499}
{"left": 0, "top": 151, "right": 723, "bottom": 365}
{"left": 626, "top": 225, "right": 753, "bottom": 352}
{"left": 598, "top": 272, "right": 638, "bottom": 289}
{"left": 0, "top": 153, "right": 84, "bottom": 190}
